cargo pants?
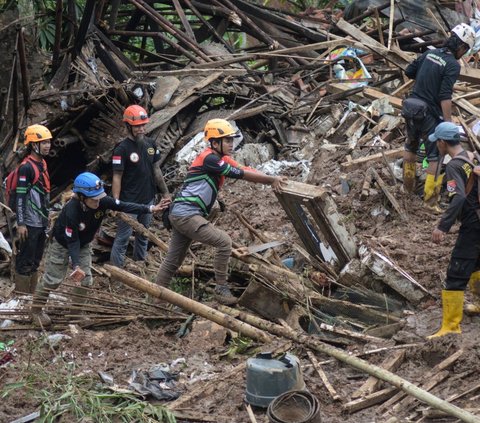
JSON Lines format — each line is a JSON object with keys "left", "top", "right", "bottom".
{"left": 37, "top": 238, "right": 93, "bottom": 292}
{"left": 155, "top": 214, "right": 232, "bottom": 287}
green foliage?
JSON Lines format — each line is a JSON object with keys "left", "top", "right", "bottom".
{"left": 220, "top": 335, "right": 255, "bottom": 359}
{"left": 169, "top": 277, "right": 191, "bottom": 295}
{"left": 2, "top": 361, "right": 176, "bottom": 423}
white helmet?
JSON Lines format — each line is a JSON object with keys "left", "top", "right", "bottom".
{"left": 451, "top": 23, "right": 475, "bottom": 49}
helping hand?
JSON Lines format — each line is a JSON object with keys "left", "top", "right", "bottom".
{"left": 69, "top": 267, "right": 86, "bottom": 283}
{"left": 271, "top": 176, "right": 288, "bottom": 193}
{"left": 152, "top": 198, "right": 172, "bottom": 213}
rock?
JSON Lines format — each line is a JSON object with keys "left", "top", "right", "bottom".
{"left": 234, "top": 143, "right": 275, "bottom": 167}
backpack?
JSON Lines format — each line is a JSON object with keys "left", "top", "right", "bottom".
{"left": 3, "top": 156, "right": 47, "bottom": 210}
{"left": 449, "top": 153, "right": 480, "bottom": 206}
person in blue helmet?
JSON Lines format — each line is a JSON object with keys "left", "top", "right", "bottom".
{"left": 31, "top": 172, "right": 170, "bottom": 327}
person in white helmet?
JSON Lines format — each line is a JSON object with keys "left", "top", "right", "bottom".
{"left": 401, "top": 23, "right": 475, "bottom": 212}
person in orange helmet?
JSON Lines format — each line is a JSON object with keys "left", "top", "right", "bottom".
{"left": 13, "top": 124, "right": 52, "bottom": 295}
{"left": 155, "top": 118, "right": 287, "bottom": 305}
{"left": 110, "top": 105, "right": 170, "bottom": 267}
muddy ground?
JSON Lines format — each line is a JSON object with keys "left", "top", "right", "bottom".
{"left": 2, "top": 134, "right": 480, "bottom": 423}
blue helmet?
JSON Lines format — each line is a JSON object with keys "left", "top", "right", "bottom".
{"left": 73, "top": 172, "right": 106, "bottom": 199}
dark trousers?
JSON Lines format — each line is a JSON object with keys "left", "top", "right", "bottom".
{"left": 15, "top": 225, "right": 47, "bottom": 275}
{"left": 445, "top": 219, "right": 480, "bottom": 290}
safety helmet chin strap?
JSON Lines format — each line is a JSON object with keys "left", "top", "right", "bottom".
{"left": 32, "top": 143, "right": 41, "bottom": 155}
{"left": 210, "top": 138, "right": 225, "bottom": 156}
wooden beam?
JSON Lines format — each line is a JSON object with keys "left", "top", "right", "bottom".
{"left": 340, "top": 148, "right": 404, "bottom": 170}
{"left": 352, "top": 350, "right": 405, "bottom": 399}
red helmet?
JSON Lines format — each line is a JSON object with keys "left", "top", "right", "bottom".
{"left": 123, "top": 105, "right": 149, "bottom": 126}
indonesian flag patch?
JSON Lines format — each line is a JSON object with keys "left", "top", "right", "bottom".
{"left": 447, "top": 180, "right": 457, "bottom": 193}
{"left": 65, "top": 227, "right": 73, "bottom": 237}
{"left": 112, "top": 155, "right": 122, "bottom": 165}
{"left": 19, "top": 176, "right": 26, "bottom": 182}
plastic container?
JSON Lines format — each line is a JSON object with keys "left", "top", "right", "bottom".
{"left": 245, "top": 352, "right": 305, "bottom": 408}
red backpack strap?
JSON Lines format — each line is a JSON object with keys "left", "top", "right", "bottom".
{"left": 23, "top": 155, "right": 50, "bottom": 193}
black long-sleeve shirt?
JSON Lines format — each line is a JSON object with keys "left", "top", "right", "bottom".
{"left": 438, "top": 151, "right": 480, "bottom": 232}
{"left": 405, "top": 48, "right": 460, "bottom": 119}
{"left": 53, "top": 196, "right": 151, "bottom": 268}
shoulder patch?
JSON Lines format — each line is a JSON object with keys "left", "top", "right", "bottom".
{"left": 447, "top": 180, "right": 457, "bottom": 193}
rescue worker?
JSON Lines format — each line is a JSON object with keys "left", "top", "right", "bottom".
{"left": 14, "top": 124, "right": 52, "bottom": 294}
{"left": 31, "top": 172, "right": 170, "bottom": 327}
{"left": 110, "top": 105, "right": 170, "bottom": 268}
{"left": 428, "top": 122, "right": 480, "bottom": 338}
{"left": 402, "top": 23, "right": 475, "bottom": 211}
{"left": 155, "top": 118, "right": 288, "bottom": 305}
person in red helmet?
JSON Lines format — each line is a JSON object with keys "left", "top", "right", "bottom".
{"left": 110, "top": 105, "right": 170, "bottom": 267}
{"left": 155, "top": 118, "right": 287, "bottom": 305}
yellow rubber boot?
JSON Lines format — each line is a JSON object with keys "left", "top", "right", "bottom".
{"left": 465, "top": 271, "right": 480, "bottom": 314}
{"left": 423, "top": 173, "right": 443, "bottom": 213}
{"left": 403, "top": 160, "right": 416, "bottom": 193}
{"left": 428, "top": 290, "right": 464, "bottom": 338}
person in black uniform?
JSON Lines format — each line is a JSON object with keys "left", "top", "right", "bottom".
{"left": 428, "top": 122, "right": 480, "bottom": 338}
{"left": 401, "top": 23, "right": 475, "bottom": 211}
{"left": 110, "top": 105, "right": 170, "bottom": 268}
{"left": 31, "top": 172, "right": 170, "bottom": 327}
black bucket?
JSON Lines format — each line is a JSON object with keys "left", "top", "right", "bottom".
{"left": 267, "top": 390, "right": 321, "bottom": 423}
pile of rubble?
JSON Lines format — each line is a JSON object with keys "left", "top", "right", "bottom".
{"left": 2, "top": 1, "right": 480, "bottom": 421}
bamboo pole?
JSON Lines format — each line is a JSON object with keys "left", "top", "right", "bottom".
{"left": 104, "top": 265, "right": 273, "bottom": 344}
{"left": 216, "top": 306, "right": 480, "bottom": 423}
{"left": 115, "top": 211, "right": 169, "bottom": 251}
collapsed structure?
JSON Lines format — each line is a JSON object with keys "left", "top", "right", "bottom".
{"left": 2, "top": 1, "right": 480, "bottom": 421}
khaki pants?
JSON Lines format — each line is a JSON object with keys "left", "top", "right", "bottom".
{"left": 156, "top": 214, "right": 232, "bottom": 287}
{"left": 38, "top": 239, "right": 93, "bottom": 292}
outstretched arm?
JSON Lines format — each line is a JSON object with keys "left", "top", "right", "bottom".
{"left": 242, "top": 170, "right": 288, "bottom": 193}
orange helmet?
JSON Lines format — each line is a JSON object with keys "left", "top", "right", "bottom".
{"left": 204, "top": 119, "right": 240, "bottom": 142}
{"left": 24, "top": 124, "right": 52, "bottom": 145}
{"left": 123, "top": 105, "right": 149, "bottom": 126}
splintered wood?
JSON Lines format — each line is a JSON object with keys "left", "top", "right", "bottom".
{"left": 275, "top": 181, "right": 357, "bottom": 268}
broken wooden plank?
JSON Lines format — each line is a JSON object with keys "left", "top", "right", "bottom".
{"left": 133, "top": 68, "right": 247, "bottom": 77}
{"left": 369, "top": 167, "right": 407, "bottom": 221}
{"left": 359, "top": 245, "right": 431, "bottom": 305}
{"left": 391, "top": 370, "right": 450, "bottom": 415}
{"left": 170, "top": 72, "right": 223, "bottom": 107}
{"left": 344, "top": 387, "right": 398, "bottom": 413}
{"left": 378, "top": 349, "right": 464, "bottom": 415}
{"left": 363, "top": 87, "right": 403, "bottom": 110}
{"left": 276, "top": 180, "right": 357, "bottom": 268}
{"left": 307, "top": 350, "right": 341, "bottom": 401}
{"left": 352, "top": 350, "right": 405, "bottom": 399}
{"left": 340, "top": 148, "right": 404, "bottom": 170}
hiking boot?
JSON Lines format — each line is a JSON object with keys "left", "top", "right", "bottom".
{"left": 32, "top": 310, "right": 52, "bottom": 327}
{"left": 214, "top": 284, "right": 238, "bottom": 306}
